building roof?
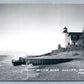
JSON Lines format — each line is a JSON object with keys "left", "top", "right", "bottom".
{"left": 69, "top": 32, "right": 82, "bottom": 35}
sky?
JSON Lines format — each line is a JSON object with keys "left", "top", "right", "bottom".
{"left": 0, "top": 4, "right": 84, "bottom": 55}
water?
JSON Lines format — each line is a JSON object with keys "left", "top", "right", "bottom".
{"left": 0, "top": 55, "right": 39, "bottom": 80}
{"left": 0, "top": 55, "right": 84, "bottom": 80}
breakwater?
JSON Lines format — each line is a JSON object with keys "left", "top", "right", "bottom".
{"left": 12, "top": 57, "right": 74, "bottom": 66}
{"left": 25, "top": 58, "right": 73, "bottom": 65}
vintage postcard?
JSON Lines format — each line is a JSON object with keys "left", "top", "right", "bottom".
{"left": 0, "top": 4, "right": 84, "bottom": 81}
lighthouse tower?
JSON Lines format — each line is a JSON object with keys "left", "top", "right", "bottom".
{"left": 63, "top": 27, "right": 70, "bottom": 47}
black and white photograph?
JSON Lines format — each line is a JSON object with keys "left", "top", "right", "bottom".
{"left": 0, "top": 4, "right": 84, "bottom": 81}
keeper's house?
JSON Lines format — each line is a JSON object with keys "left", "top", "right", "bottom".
{"left": 63, "top": 27, "right": 84, "bottom": 47}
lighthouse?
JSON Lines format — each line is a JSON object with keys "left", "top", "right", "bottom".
{"left": 63, "top": 27, "right": 70, "bottom": 47}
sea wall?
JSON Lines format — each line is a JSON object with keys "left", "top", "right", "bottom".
{"left": 25, "top": 58, "right": 73, "bottom": 65}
